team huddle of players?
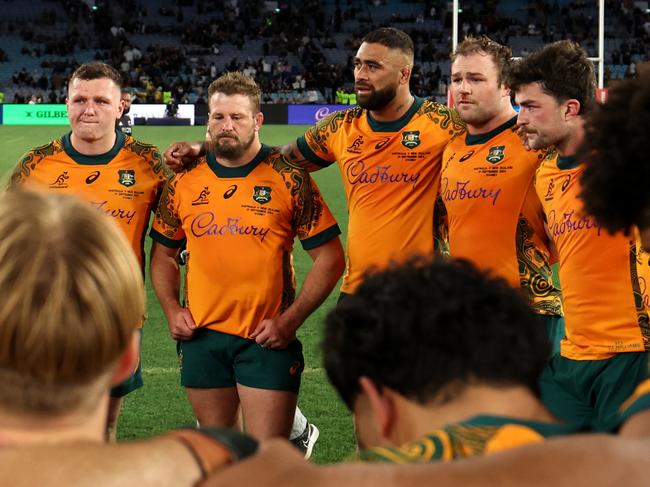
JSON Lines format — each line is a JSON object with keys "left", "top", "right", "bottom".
{"left": 2, "top": 25, "right": 650, "bottom": 486}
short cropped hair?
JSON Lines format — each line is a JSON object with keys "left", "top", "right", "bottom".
{"left": 69, "top": 62, "right": 123, "bottom": 90}
{"left": 0, "top": 190, "right": 144, "bottom": 415}
{"left": 452, "top": 35, "right": 513, "bottom": 85}
{"left": 578, "top": 76, "right": 650, "bottom": 233}
{"left": 323, "top": 258, "right": 548, "bottom": 410}
{"left": 207, "top": 72, "right": 261, "bottom": 114}
{"left": 362, "top": 27, "right": 414, "bottom": 63}
{"left": 507, "top": 40, "right": 595, "bottom": 115}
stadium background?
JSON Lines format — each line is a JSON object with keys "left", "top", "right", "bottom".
{"left": 0, "top": 0, "right": 648, "bottom": 463}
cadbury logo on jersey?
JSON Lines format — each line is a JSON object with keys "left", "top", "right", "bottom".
{"left": 486, "top": 146, "right": 505, "bottom": 164}
{"left": 118, "top": 170, "right": 136, "bottom": 187}
{"left": 401, "top": 131, "right": 420, "bottom": 149}
{"left": 85, "top": 171, "right": 101, "bottom": 184}
{"left": 192, "top": 186, "right": 211, "bottom": 206}
{"left": 252, "top": 186, "right": 272, "bottom": 204}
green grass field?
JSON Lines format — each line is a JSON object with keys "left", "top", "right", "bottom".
{"left": 0, "top": 125, "right": 355, "bottom": 463}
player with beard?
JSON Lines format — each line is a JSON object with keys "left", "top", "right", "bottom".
{"left": 508, "top": 41, "right": 650, "bottom": 432}
{"left": 117, "top": 89, "right": 133, "bottom": 136}
{"left": 150, "top": 72, "right": 345, "bottom": 441}
{"left": 439, "top": 36, "right": 563, "bottom": 353}
{"left": 164, "top": 27, "right": 464, "bottom": 298}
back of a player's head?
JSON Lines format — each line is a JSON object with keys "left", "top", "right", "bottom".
{"left": 362, "top": 27, "right": 414, "bottom": 63}
{"left": 69, "top": 62, "right": 123, "bottom": 90}
{"left": 578, "top": 76, "right": 650, "bottom": 234}
{"left": 0, "top": 190, "right": 144, "bottom": 415}
{"left": 207, "top": 71, "right": 262, "bottom": 114}
{"left": 507, "top": 40, "right": 595, "bottom": 115}
{"left": 452, "top": 36, "right": 512, "bottom": 85}
{"left": 323, "top": 258, "right": 548, "bottom": 410}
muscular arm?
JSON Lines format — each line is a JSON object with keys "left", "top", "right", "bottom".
{"left": 277, "top": 141, "right": 326, "bottom": 173}
{"left": 201, "top": 435, "right": 650, "bottom": 487}
{"left": 150, "top": 241, "right": 196, "bottom": 340}
{"left": 252, "top": 237, "right": 345, "bottom": 349}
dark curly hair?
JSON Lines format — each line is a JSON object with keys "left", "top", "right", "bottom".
{"left": 322, "top": 258, "right": 548, "bottom": 410}
{"left": 578, "top": 76, "right": 650, "bottom": 234}
{"left": 507, "top": 40, "right": 595, "bottom": 115}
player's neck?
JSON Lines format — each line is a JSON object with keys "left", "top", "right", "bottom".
{"left": 369, "top": 91, "right": 414, "bottom": 123}
{"left": 70, "top": 131, "right": 117, "bottom": 156}
{"left": 555, "top": 117, "right": 585, "bottom": 157}
{"left": 466, "top": 106, "right": 517, "bottom": 136}
{"left": 215, "top": 140, "right": 263, "bottom": 168}
{"left": 389, "top": 385, "right": 556, "bottom": 447}
{"left": 0, "top": 398, "right": 107, "bottom": 445}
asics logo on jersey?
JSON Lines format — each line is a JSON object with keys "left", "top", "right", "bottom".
{"left": 192, "top": 187, "right": 211, "bottom": 206}
{"left": 223, "top": 185, "right": 238, "bottom": 199}
{"left": 374, "top": 137, "right": 390, "bottom": 150}
{"left": 85, "top": 171, "right": 101, "bottom": 184}
{"left": 561, "top": 175, "right": 571, "bottom": 192}
{"left": 459, "top": 150, "right": 475, "bottom": 162}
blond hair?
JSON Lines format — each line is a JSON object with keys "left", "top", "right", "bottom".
{"left": 207, "top": 72, "right": 262, "bottom": 113}
{"left": 0, "top": 190, "right": 144, "bottom": 415}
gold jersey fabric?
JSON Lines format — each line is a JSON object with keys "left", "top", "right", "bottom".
{"left": 535, "top": 152, "right": 650, "bottom": 360}
{"left": 150, "top": 145, "right": 340, "bottom": 339}
{"left": 298, "top": 97, "right": 464, "bottom": 293}
{"left": 357, "top": 416, "right": 576, "bottom": 463}
{"left": 441, "top": 117, "right": 562, "bottom": 316}
{"left": 11, "top": 130, "right": 169, "bottom": 268}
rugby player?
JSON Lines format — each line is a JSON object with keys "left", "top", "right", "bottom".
{"left": 324, "top": 258, "right": 574, "bottom": 462}
{"left": 441, "top": 36, "right": 563, "bottom": 352}
{"left": 150, "top": 72, "right": 344, "bottom": 441}
{"left": 508, "top": 41, "right": 650, "bottom": 431}
{"left": 9, "top": 61, "right": 171, "bottom": 440}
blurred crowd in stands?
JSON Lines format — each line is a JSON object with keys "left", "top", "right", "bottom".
{"left": 0, "top": 0, "right": 648, "bottom": 105}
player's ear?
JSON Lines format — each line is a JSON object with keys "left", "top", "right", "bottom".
{"left": 110, "top": 331, "right": 140, "bottom": 386}
{"left": 400, "top": 66, "right": 411, "bottom": 85}
{"left": 254, "top": 111, "right": 264, "bottom": 132}
{"left": 359, "top": 376, "right": 396, "bottom": 440}
{"left": 564, "top": 99, "right": 581, "bottom": 120}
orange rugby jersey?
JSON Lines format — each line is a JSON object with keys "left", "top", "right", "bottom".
{"left": 441, "top": 117, "right": 561, "bottom": 316}
{"left": 535, "top": 152, "right": 650, "bottom": 359}
{"left": 297, "top": 97, "right": 464, "bottom": 293}
{"left": 150, "top": 145, "right": 340, "bottom": 339}
{"left": 11, "top": 131, "right": 169, "bottom": 268}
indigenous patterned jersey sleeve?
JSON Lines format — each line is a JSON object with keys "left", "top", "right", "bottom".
{"left": 296, "top": 98, "right": 465, "bottom": 293}
{"left": 356, "top": 416, "right": 575, "bottom": 463}
{"left": 440, "top": 118, "right": 562, "bottom": 316}
{"left": 535, "top": 152, "right": 650, "bottom": 360}
{"left": 11, "top": 131, "right": 170, "bottom": 269}
{"left": 150, "top": 145, "right": 340, "bottom": 339}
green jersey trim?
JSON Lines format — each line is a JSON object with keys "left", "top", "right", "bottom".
{"left": 62, "top": 130, "right": 125, "bottom": 165}
{"left": 465, "top": 116, "right": 518, "bottom": 145}
{"left": 206, "top": 144, "right": 270, "bottom": 178}
{"left": 367, "top": 96, "right": 424, "bottom": 132}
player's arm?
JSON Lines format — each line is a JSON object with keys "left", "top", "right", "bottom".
{"left": 150, "top": 241, "right": 196, "bottom": 341}
{"left": 252, "top": 236, "right": 344, "bottom": 349}
{"left": 277, "top": 141, "right": 326, "bottom": 173}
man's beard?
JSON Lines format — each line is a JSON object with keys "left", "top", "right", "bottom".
{"left": 210, "top": 132, "right": 255, "bottom": 159}
{"left": 356, "top": 83, "right": 398, "bottom": 111}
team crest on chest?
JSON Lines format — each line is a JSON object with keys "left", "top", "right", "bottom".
{"left": 401, "top": 131, "right": 421, "bottom": 149}
{"left": 252, "top": 186, "right": 272, "bottom": 204}
{"left": 486, "top": 146, "right": 505, "bottom": 164}
{"left": 118, "top": 169, "right": 136, "bottom": 187}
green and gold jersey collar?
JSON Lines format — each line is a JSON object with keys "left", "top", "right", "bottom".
{"left": 206, "top": 144, "right": 271, "bottom": 178}
{"left": 62, "top": 130, "right": 125, "bottom": 165}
